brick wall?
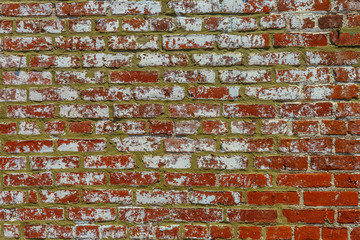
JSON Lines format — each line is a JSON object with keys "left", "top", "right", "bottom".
{"left": 0, "top": 0, "right": 359, "bottom": 239}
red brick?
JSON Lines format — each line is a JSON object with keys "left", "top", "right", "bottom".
{"left": 44, "top": 121, "right": 66, "bottom": 135}
{"left": 84, "top": 155, "right": 134, "bottom": 169}
{"left": 305, "top": 85, "right": 359, "bottom": 100}
{"left": 335, "top": 0, "right": 360, "bottom": 10}
{"left": 7, "top": 105, "right": 55, "bottom": 118}
{"left": 150, "top": 18, "right": 175, "bottom": 31}
{"left": 0, "top": 21, "right": 13, "bottom": 33}
{"left": 223, "top": 104, "right": 276, "bottom": 118}
{"left": 347, "top": 14, "right": 360, "bottom": 27}
{"left": 282, "top": 209, "right": 334, "bottom": 223}
{"left": 138, "top": 53, "right": 189, "bottom": 67}
{"left": 322, "top": 227, "right": 348, "bottom": 240}
{"left": 68, "top": 207, "right": 116, "bottom": 221}
{"left": 56, "top": 2, "right": 108, "bottom": 16}
{"left": 16, "top": 20, "right": 40, "bottom": 33}
{"left": 4, "top": 37, "right": 52, "bottom": 51}
{"left": 266, "top": 226, "right": 292, "bottom": 240}
{"left": 149, "top": 120, "right": 174, "bottom": 135}
{"left": 348, "top": 120, "right": 360, "bottom": 134}
{"left": 119, "top": 207, "right": 170, "bottom": 222}
{"left": 337, "top": 71, "right": 355, "bottom": 90}
{"left": 331, "top": 32, "right": 360, "bottom": 46}
{"left": 254, "top": 156, "right": 308, "bottom": 170}
{"left": 56, "top": 172, "right": 105, "bottom": 186}
{"left": 277, "top": 173, "right": 332, "bottom": 187}
{"left": 96, "top": 19, "right": 119, "bottom": 32}
{"left": 24, "top": 225, "right": 46, "bottom": 239}
{"left": 205, "top": 17, "right": 257, "bottom": 31}
{"left": 55, "top": 36, "right": 105, "bottom": 51}
{"left": 238, "top": 226, "right": 262, "bottom": 240}
{"left": 183, "top": 225, "right": 208, "bottom": 239}
{"left": 83, "top": 190, "right": 132, "bottom": 204}
{"left": 112, "top": 136, "right": 161, "bottom": 152}
{"left": 277, "top": 68, "right": 331, "bottom": 83}
{"left": 294, "top": 226, "right": 320, "bottom": 240}
{"left": 217, "top": 34, "right": 270, "bottom": 49}
{"left": 319, "top": 15, "right": 343, "bottom": 29}
{"left": 189, "top": 86, "right": 240, "bottom": 100}
{"left": 41, "top": 20, "right": 65, "bottom": 33}
{"left": 335, "top": 174, "right": 360, "bottom": 188}
{"left": 351, "top": 228, "right": 360, "bottom": 240}
{"left": 163, "top": 35, "right": 215, "bottom": 50}
{"left": 4, "top": 140, "right": 53, "bottom": 153}
{"left": 109, "top": 35, "right": 159, "bottom": 50}
{"left": 30, "top": 55, "right": 79, "bottom": 68}
{"left": 222, "top": 0, "right": 275, "bottom": 13}
{"left": 293, "top": 120, "right": 319, "bottom": 135}
{"left": 261, "top": 120, "right": 287, "bottom": 135}
{"left": 130, "top": 225, "right": 154, "bottom": 239}
{"left": 279, "top": 102, "right": 333, "bottom": 118}
{"left": 227, "top": 209, "right": 277, "bottom": 222}
{"left": 4, "top": 225, "right": 20, "bottom": 238}
{"left": 165, "top": 173, "right": 216, "bottom": 186}
{"left": 69, "top": 121, "right": 92, "bottom": 133}
{"left": 110, "top": 71, "right": 159, "bottom": 84}
{"left": 114, "top": 104, "right": 163, "bottom": 118}
{"left": 219, "top": 174, "right": 272, "bottom": 187}
{"left": 260, "top": 15, "right": 286, "bottom": 29}
{"left": 307, "top": 51, "right": 360, "bottom": 66}
{"left": 101, "top": 225, "right": 127, "bottom": 239}
{"left": 210, "top": 225, "right": 234, "bottom": 239}
{"left": 230, "top": 121, "right": 256, "bottom": 135}
{"left": 249, "top": 52, "right": 301, "bottom": 66}
{"left": 4, "top": 172, "right": 53, "bottom": 187}
{"left": 203, "top": 120, "right": 228, "bottom": 135}
{"left": 30, "top": 156, "right": 79, "bottom": 170}
{"left": 274, "top": 33, "right": 327, "bottom": 47}
{"left": 337, "top": 103, "right": 360, "bottom": 117}
{"left": 0, "top": 123, "right": 17, "bottom": 135}
{"left": 169, "top": 104, "right": 220, "bottom": 118}
{"left": 336, "top": 139, "right": 360, "bottom": 153}
{"left": 172, "top": 208, "right": 223, "bottom": 222}
{"left": 55, "top": 71, "right": 105, "bottom": 84}
{"left": 221, "top": 138, "right": 273, "bottom": 152}
{"left": 189, "top": 191, "right": 241, "bottom": 205}
{"left": 40, "top": 190, "right": 79, "bottom": 204}
{"left": 136, "top": 190, "right": 187, "bottom": 205}
{"left": 304, "top": 191, "right": 358, "bottom": 206}
{"left": 320, "top": 120, "right": 347, "bottom": 135}
{"left": 279, "top": 138, "right": 332, "bottom": 153}
{"left": 75, "top": 225, "right": 100, "bottom": 239}
{"left": 2, "top": 3, "right": 53, "bottom": 16}
{"left": 83, "top": 53, "right": 122, "bottom": 68}
{"left": 0, "top": 191, "right": 25, "bottom": 205}
{"left": 17, "top": 208, "right": 64, "bottom": 221}
{"left": 3, "top": 71, "right": 52, "bottom": 85}
{"left": 338, "top": 209, "right": 360, "bottom": 223}
{"left": 57, "top": 139, "right": 106, "bottom": 152}
{"left": 247, "top": 192, "right": 300, "bottom": 205}
{"left": 311, "top": 156, "right": 360, "bottom": 170}
{"left": 28, "top": 190, "right": 38, "bottom": 203}
{"left": 68, "top": 19, "right": 92, "bottom": 33}
{"left": 111, "top": 1, "right": 161, "bottom": 15}
{"left": 278, "top": 0, "right": 330, "bottom": 11}
{"left": 110, "top": 172, "right": 160, "bottom": 186}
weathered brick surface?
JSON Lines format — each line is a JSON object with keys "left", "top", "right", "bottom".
{"left": 0, "top": 1, "right": 359, "bottom": 239}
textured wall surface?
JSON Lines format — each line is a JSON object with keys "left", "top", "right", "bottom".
{"left": 0, "top": 0, "right": 360, "bottom": 239}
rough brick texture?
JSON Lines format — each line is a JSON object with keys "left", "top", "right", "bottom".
{"left": 0, "top": 0, "right": 359, "bottom": 239}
